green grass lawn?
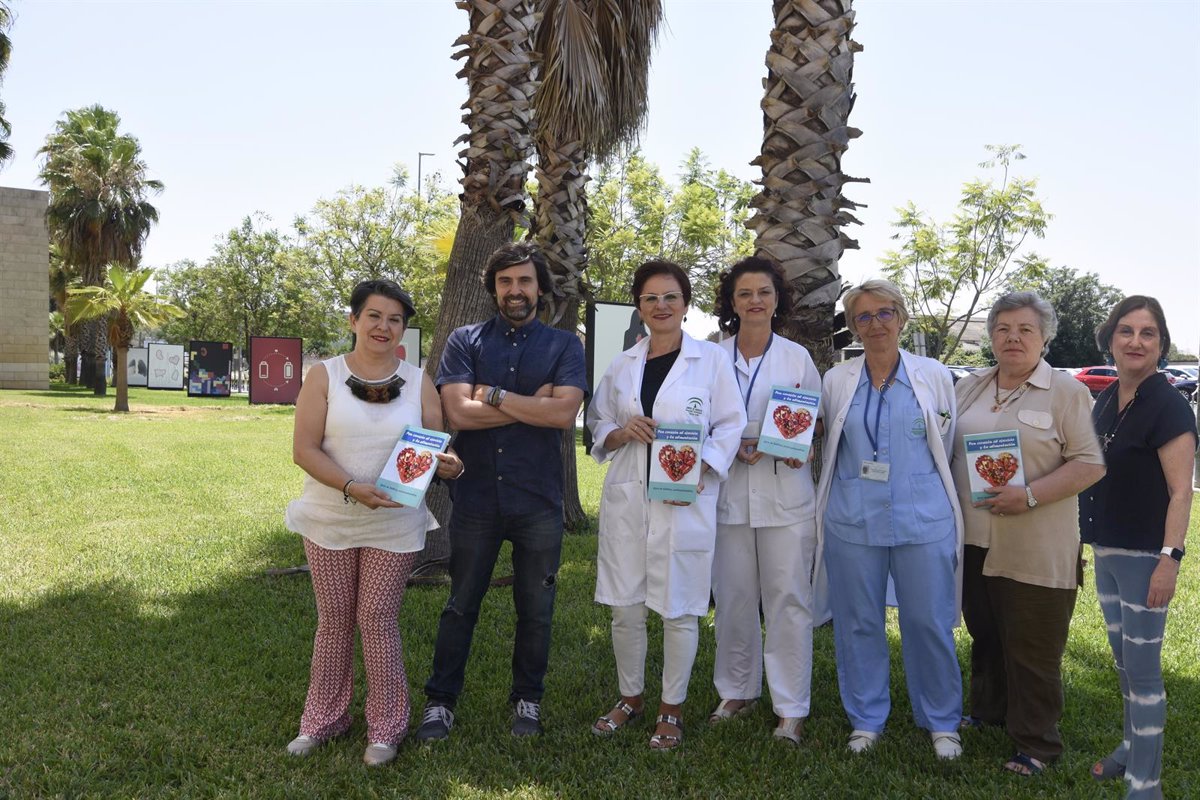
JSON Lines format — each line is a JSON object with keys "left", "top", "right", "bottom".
{"left": 2, "top": 384, "right": 1197, "bottom": 799}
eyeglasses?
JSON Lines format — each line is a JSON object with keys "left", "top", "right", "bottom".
{"left": 638, "top": 292, "right": 685, "bottom": 307}
{"left": 853, "top": 308, "right": 898, "bottom": 327}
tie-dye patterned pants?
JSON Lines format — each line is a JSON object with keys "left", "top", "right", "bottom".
{"left": 297, "top": 539, "right": 418, "bottom": 746}
{"left": 1093, "top": 545, "right": 1170, "bottom": 800}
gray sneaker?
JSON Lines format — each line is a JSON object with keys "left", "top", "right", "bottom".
{"left": 415, "top": 704, "right": 454, "bottom": 742}
{"left": 511, "top": 699, "right": 543, "bottom": 737}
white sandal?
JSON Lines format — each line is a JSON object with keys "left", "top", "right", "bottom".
{"left": 708, "top": 698, "right": 757, "bottom": 724}
{"left": 848, "top": 729, "right": 879, "bottom": 753}
{"left": 773, "top": 717, "right": 804, "bottom": 745}
{"left": 931, "top": 731, "right": 962, "bottom": 760}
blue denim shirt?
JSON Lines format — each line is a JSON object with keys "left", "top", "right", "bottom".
{"left": 437, "top": 316, "right": 589, "bottom": 516}
{"left": 825, "top": 360, "right": 955, "bottom": 546}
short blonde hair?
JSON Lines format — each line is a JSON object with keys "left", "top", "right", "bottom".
{"left": 843, "top": 279, "right": 910, "bottom": 340}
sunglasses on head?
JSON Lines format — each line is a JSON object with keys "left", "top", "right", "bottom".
{"left": 345, "top": 373, "right": 406, "bottom": 403}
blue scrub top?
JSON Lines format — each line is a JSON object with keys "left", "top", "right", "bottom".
{"left": 825, "top": 360, "right": 954, "bottom": 547}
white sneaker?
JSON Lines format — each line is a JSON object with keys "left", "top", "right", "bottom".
{"left": 285, "top": 734, "right": 321, "bottom": 757}
{"left": 848, "top": 729, "right": 879, "bottom": 753}
{"left": 931, "top": 731, "right": 962, "bottom": 760}
{"left": 363, "top": 742, "right": 398, "bottom": 766}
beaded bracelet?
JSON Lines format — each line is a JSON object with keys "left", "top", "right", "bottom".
{"left": 342, "top": 478, "right": 357, "bottom": 505}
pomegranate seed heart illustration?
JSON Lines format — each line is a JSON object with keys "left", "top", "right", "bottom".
{"left": 974, "top": 452, "right": 1019, "bottom": 487}
{"left": 396, "top": 447, "right": 434, "bottom": 484}
{"left": 772, "top": 405, "right": 812, "bottom": 439}
{"left": 657, "top": 444, "right": 697, "bottom": 482}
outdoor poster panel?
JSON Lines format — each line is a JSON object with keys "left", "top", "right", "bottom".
{"left": 583, "top": 301, "right": 646, "bottom": 451}
{"left": 248, "top": 336, "right": 303, "bottom": 405}
{"left": 146, "top": 342, "right": 185, "bottom": 390}
{"left": 126, "top": 347, "right": 148, "bottom": 387}
{"left": 188, "top": 340, "right": 233, "bottom": 397}
{"left": 396, "top": 327, "right": 421, "bottom": 367}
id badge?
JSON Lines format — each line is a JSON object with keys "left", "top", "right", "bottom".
{"left": 860, "top": 460, "right": 890, "bottom": 482}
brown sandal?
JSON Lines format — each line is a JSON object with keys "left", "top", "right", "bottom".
{"left": 592, "top": 700, "right": 642, "bottom": 737}
{"left": 649, "top": 714, "right": 683, "bottom": 751}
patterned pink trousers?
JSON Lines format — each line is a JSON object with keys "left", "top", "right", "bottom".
{"left": 298, "top": 539, "right": 417, "bottom": 745}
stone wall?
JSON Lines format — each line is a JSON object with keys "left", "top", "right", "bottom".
{"left": 0, "top": 187, "right": 50, "bottom": 390}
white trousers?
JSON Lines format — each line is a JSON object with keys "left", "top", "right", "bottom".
{"left": 611, "top": 603, "right": 699, "bottom": 705}
{"left": 711, "top": 518, "right": 817, "bottom": 718}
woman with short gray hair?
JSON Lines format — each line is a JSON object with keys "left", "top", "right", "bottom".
{"left": 950, "top": 290, "right": 1105, "bottom": 777}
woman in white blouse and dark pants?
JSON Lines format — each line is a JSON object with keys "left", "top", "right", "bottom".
{"left": 708, "top": 257, "right": 822, "bottom": 744}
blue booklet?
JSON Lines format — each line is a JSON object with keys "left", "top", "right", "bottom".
{"left": 376, "top": 425, "right": 452, "bottom": 507}
{"left": 756, "top": 385, "right": 820, "bottom": 461}
{"left": 648, "top": 423, "right": 704, "bottom": 503}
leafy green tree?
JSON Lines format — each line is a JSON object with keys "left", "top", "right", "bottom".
{"left": 38, "top": 105, "right": 163, "bottom": 394}
{"left": 882, "top": 145, "right": 1050, "bottom": 362}
{"left": 0, "top": 2, "right": 13, "bottom": 168}
{"left": 1014, "top": 266, "right": 1123, "bottom": 367}
{"left": 67, "top": 266, "right": 185, "bottom": 412}
{"left": 587, "top": 149, "right": 755, "bottom": 312}
{"left": 293, "top": 172, "right": 457, "bottom": 350}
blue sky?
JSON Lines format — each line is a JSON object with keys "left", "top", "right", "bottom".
{"left": 4, "top": 0, "right": 1198, "bottom": 355}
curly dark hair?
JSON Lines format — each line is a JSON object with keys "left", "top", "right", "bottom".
{"left": 714, "top": 256, "right": 792, "bottom": 335}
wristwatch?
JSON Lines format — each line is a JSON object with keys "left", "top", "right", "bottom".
{"left": 1025, "top": 486, "right": 1038, "bottom": 509}
{"left": 1160, "top": 546, "right": 1185, "bottom": 563}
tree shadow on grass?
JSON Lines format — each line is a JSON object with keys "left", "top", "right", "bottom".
{"left": 1, "top": 531, "right": 1196, "bottom": 799}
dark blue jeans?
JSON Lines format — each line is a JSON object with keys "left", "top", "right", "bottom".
{"left": 424, "top": 505, "right": 563, "bottom": 708}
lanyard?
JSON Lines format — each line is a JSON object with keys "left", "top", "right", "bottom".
{"left": 862, "top": 358, "right": 900, "bottom": 460}
{"left": 733, "top": 333, "right": 773, "bottom": 412}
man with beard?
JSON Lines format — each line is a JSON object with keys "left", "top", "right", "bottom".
{"left": 415, "top": 242, "right": 588, "bottom": 740}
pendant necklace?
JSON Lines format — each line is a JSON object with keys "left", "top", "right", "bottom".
{"left": 991, "top": 373, "right": 1032, "bottom": 413}
{"left": 1098, "top": 390, "right": 1137, "bottom": 453}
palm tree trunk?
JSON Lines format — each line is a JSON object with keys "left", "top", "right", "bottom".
{"left": 91, "top": 319, "right": 109, "bottom": 395}
{"left": 746, "top": 0, "right": 866, "bottom": 374}
{"left": 64, "top": 333, "right": 79, "bottom": 384}
{"left": 114, "top": 345, "right": 130, "bottom": 412}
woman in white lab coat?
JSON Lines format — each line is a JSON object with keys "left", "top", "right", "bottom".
{"left": 707, "top": 257, "right": 822, "bottom": 745}
{"left": 587, "top": 260, "right": 745, "bottom": 750}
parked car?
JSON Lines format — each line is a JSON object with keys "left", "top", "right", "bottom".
{"left": 1074, "top": 366, "right": 1118, "bottom": 396}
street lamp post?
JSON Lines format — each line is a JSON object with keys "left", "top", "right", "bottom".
{"left": 417, "top": 152, "right": 435, "bottom": 200}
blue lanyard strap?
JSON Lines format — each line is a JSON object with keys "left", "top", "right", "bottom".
{"left": 862, "top": 357, "right": 900, "bottom": 460}
{"left": 733, "top": 333, "right": 773, "bottom": 414}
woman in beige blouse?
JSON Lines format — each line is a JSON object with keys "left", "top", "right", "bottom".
{"left": 950, "top": 291, "right": 1105, "bottom": 778}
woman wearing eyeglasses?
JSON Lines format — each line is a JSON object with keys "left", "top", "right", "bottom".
{"left": 284, "top": 279, "right": 463, "bottom": 766}
{"left": 588, "top": 260, "right": 745, "bottom": 750}
{"left": 706, "top": 256, "right": 821, "bottom": 745}
{"left": 813, "top": 279, "right": 964, "bottom": 759}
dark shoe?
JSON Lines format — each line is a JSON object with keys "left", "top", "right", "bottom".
{"left": 1003, "top": 752, "right": 1046, "bottom": 777}
{"left": 1091, "top": 755, "right": 1126, "bottom": 781}
{"left": 414, "top": 704, "right": 454, "bottom": 742}
{"left": 511, "top": 699, "right": 543, "bottom": 737}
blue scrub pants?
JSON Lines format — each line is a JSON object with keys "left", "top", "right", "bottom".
{"left": 824, "top": 528, "right": 962, "bottom": 734}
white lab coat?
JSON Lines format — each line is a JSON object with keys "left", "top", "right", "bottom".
{"left": 715, "top": 334, "right": 822, "bottom": 528}
{"left": 588, "top": 332, "right": 746, "bottom": 619}
{"left": 811, "top": 349, "right": 964, "bottom": 624}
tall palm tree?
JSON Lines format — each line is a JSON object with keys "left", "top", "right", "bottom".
{"left": 67, "top": 266, "right": 184, "bottom": 412}
{"left": 38, "top": 105, "right": 163, "bottom": 395}
{"left": 531, "top": 0, "right": 662, "bottom": 527}
{"left": 0, "top": 2, "right": 12, "bottom": 168}
{"left": 417, "top": 0, "right": 539, "bottom": 567}
{"left": 746, "top": 0, "right": 866, "bottom": 372}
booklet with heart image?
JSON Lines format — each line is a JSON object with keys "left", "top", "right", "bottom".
{"left": 757, "top": 386, "right": 820, "bottom": 461}
{"left": 963, "top": 429, "right": 1025, "bottom": 503}
{"left": 649, "top": 422, "right": 704, "bottom": 503}
{"left": 377, "top": 425, "right": 452, "bottom": 507}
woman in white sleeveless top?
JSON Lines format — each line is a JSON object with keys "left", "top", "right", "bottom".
{"left": 284, "top": 280, "right": 463, "bottom": 767}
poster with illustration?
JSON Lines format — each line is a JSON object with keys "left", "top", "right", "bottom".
{"left": 126, "top": 347, "right": 149, "bottom": 387}
{"left": 248, "top": 336, "right": 303, "bottom": 405}
{"left": 583, "top": 302, "right": 645, "bottom": 451}
{"left": 146, "top": 343, "right": 185, "bottom": 390}
{"left": 395, "top": 327, "right": 421, "bottom": 367}
{"left": 188, "top": 340, "right": 233, "bottom": 397}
